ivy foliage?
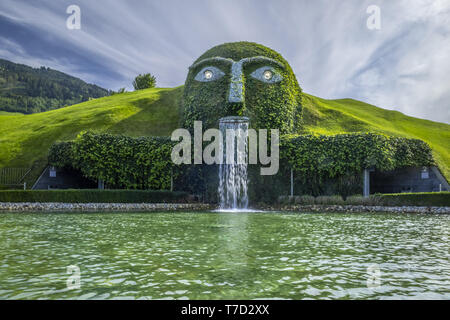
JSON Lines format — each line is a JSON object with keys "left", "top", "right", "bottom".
{"left": 181, "top": 42, "right": 303, "bottom": 133}
{"left": 281, "top": 133, "right": 435, "bottom": 181}
{"left": 48, "top": 131, "right": 435, "bottom": 199}
{"left": 48, "top": 141, "right": 75, "bottom": 169}
{"left": 49, "top": 132, "right": 176, "bottom": 190}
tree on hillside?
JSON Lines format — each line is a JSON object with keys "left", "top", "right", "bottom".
{"left": 110, "top": 88, "right": 127, "bottom": 95}
{"left": 132, "top": 73, "right": 156, "bottom": 90}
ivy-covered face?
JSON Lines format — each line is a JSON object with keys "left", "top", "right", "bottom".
{"left": 181, "top": 42, "right": 302, "bottom": 133}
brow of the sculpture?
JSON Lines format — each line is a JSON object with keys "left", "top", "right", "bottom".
{"left": 189, "top": 56, "right": 286, "bottom": 70}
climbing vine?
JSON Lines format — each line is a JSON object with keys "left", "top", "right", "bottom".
{"left": 181, "top": 42, "right": 303, "bottom": 133}
{"left": 49, "top": 132, "right": 176, "bottom": 190}
{"left": 281, "top": 133, "right": 435, "bottom": 181}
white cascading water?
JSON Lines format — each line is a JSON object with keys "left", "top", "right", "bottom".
{"left": 218, "top": 117, "right": 249, "bottom": 210}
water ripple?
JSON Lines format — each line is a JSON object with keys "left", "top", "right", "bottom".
{"left": 0, "top": 212, "right": 449, "bottom": 299}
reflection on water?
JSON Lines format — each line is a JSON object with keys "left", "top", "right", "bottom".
{"left": 0, "top": 212, "right": 449, "bottom": 299}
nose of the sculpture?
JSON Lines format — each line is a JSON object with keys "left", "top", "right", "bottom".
{"left": 228, "top": 80, "right": 244, "bottom": 103}
{"left": 227, "top": 62, "right": 245, "bottom": 115}
{"left": 226, "top": 87, "right": 245, "bottom": 116}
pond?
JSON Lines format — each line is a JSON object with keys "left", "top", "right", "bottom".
{"left": 0, "top": 212, "right": 449, "bottom": 299}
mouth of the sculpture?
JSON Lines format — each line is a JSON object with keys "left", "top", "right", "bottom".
{"left": 218, "top": 116, "right": 250, "bottom": 210}
{"left": 219, "top": 116, "right": 250, "bottom": 124}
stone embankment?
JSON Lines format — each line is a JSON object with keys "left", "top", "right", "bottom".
{"left": 0, "top": 202, "right": 213, "bottom": 212}
{"left": 261, "top": 204, "right": 450, "bottom": 214}
{"left": 0, "top": 203, "right": 448, "bottom": 214}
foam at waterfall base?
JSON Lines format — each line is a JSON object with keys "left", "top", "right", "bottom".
{"left": 213, "top": 208, "right": 265, "bottom": 213}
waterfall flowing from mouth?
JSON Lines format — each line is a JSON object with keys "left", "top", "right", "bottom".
{"left": 218, "top": 117, "right": 249, "bottom": 210}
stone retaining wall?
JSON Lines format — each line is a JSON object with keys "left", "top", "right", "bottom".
{"left": 261, "top": 205, "right": 450, "bottom": 214}
{"left": 0, "top": 203, "right": 448, "bottom": 214}
{"left": 0, "top": 202, "right": 213, "bottom": 212}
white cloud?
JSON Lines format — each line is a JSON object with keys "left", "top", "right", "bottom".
{"left": 0, "top": 0, "right": 448, "bottom": 123}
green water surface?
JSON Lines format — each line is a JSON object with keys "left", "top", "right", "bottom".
{"left": 0, "top": 212, "right": 449, "bottom": 299}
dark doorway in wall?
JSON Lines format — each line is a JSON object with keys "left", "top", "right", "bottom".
{"left": 33, "top": 167, "right": 96, "bottom": 190}
{"left": 370, "top": 166, "right": 446, "bottom": 194}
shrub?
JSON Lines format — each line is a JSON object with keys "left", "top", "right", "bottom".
{"left": 378, "top": 192, "right": 450, "bottom": 207}
{"left": 0, "top": 189, "right": 190, "bottom": 203}
{"left": 110, "top": 88, "right": 127, "bottom": 95}
{"left": 294, "top": 195, "right": 315, "bottom": 205}
{"left": 278, "top": 195, "right": 292, "bottom": 205}
{"left": 275, "top": 193, "right": 448, "bottom": 207}
{"left": 315, "top": 195, "right": 345, "bottom": 205}
{"left": 344, "top": 195, "right": 367, "bottom": 205}
{"left": 344, "top": 195, "right": 383, "bottom": 206}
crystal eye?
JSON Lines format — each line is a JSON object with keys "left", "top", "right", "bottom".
{"left": 263, "top": 70, "right": 273, "bottom": 80}
{"left": 204, "top": 70, "right": 213, "bottom": 79}
{"left": 250, "top": 66, "right": 282, "bottom": 83}
{"left": 194, "top": 66, "right": 225, "bottom": 82}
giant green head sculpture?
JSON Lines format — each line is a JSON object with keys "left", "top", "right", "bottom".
{"left": 181, "top": 42, "right": 302, "bottom": 133}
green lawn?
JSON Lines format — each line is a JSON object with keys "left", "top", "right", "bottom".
{"left": 0, "top": 86, "right": 448, "bottom": 186}
{"left": 0, "top": 111, "right": 21, "bottom": 115}
{"left": 0, "top": 87, "right": 182, "bottom": 185}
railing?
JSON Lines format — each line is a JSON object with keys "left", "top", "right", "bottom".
{"left": 0, "top": 168, "right": 31, "bottom": 190}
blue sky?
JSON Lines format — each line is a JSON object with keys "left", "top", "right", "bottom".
{"left": 0, "top": 0, "right": 449, "bottom": 123}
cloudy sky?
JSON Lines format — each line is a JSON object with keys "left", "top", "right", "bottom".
{"left": 0, "top": 0, "right": 449, "bottom": 123}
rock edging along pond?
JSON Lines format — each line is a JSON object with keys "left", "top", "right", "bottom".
{"left": 0, "top": 202, "right": 213, "bottom": 212}
{"left": 0, "top": 202, "right": 449, "bottom": 213}
{"left": 260, "top": 205, "right": 450, "bottom": 214}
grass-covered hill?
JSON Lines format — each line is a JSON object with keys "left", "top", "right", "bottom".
{"left": 0, "top": 86, "right": 448, "bottom": 186}
{"left": 0, "top": 59, "right": 109, "bottom": 114}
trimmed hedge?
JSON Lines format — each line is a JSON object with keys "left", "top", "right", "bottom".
{"left": 379, "top": 192, "right": 450, "bottom": 207}
{"left": 279, "top": 192, "right": 450, "bottom": 207}
{"left": 0, "top": 190, "right": 190, "bottom": 203}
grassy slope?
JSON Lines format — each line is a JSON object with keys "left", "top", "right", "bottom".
{"left": 0, "top": 87, "right": 182, "bottom": 186}
{"left": 0, "top": 111, "right": 21, "bottom": 115}
{"left": 0, "top": 86, "right": 448, "bottom": 185}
